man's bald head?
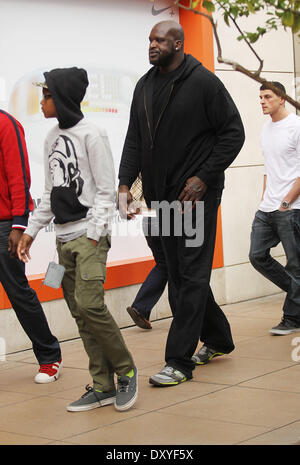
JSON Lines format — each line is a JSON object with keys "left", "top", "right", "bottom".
{"left": 153, "top": 20, "right": 185, "bottom": 43}
{"left": 149, "top": 20, "right": 185, "bottom": 72}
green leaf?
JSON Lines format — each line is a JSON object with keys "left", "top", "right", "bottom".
{"left": 292, "top": 14, "right": 300, "bottom": 33}
{"left": 223, "top": 11, "right": 230, "bottom": 26}
{"left": 192, "top": 0, "right": 200, "bottom": 8}
{"left": 257, "top": 26, "right": 266, "bottom": 34}
{"left": 246, "top": 1, "right": 256, "bottom": 13}
{"left": 230, "top": 5, "right": 239, "bottom": 17}
{"left": 281, "top": 10, "right": 294, "bottom": 27}
{"left": 245, "top": 31, "right": 259, "bottom": 43}
{"left": 278, "top": 0, "right": 286, "bottom": 8}
{"left": 202, "top": 0, "right": 215, "bottom": 12}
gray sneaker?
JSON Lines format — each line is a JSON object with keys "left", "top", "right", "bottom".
{"left": 270, "top": 317, "right": 300, "bottom": 335}
{"left": 67, "top": 384, "right": 116, "bottom": 412}
{"left": 115, "top": 367, "right": 138, "bottom": 411}
{"left": 149, "top": 365, "right": 189, "bottom": 386}
{"left": 192, "top": 344, "right": 225, "bottom": 365}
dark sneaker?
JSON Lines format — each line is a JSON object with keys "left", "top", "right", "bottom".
{"left": 149, "top": 366, "right": 189, "bottom": 387}
{"left": 192, "top": 344, "right": 225, "bottom": 365}
{"left": 270, "top": 317, "right": 300, "bottom": 335}
{"left": 127, "top": 306, "right": 152, "bottom": 330}
{"left": 67, "top": 384, "right": 116, "bottom": 412}
{"left": 115, "top": 367, "right": 138, "bottom": 411}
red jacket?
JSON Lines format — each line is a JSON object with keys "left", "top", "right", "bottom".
{"left": 0, "top": 110, "right": 34, "bottom": 229}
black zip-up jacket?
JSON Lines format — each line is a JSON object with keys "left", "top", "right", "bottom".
{"left": 119, "top": 54, "right": 245, "bottom": 205}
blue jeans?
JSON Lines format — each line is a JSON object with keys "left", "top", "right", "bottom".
{"left": 132, "top": 217, "right": 168, "bottom": 320}
{"left": 249, "top": 209, "right": 300, "bottom": 322}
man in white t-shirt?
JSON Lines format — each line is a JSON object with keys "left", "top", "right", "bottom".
{"left": 249, "top": 81, "right": 300, "bottom": 335}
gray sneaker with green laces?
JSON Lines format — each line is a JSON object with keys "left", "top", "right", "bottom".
{"left": 115, "top": 367, "right": 138, "bottom": 411}
{"left": 149, "top": 365, "right": 189, "bottom": 386}
{"left": 67, "top": 384, "right": 116, "bottom": 412}
{"left": 192, "top": 344, "right": 225, "bottom": 365}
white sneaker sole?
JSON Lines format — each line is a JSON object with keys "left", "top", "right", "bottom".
{"left": 270, "top": 328, "right": 300, "bottom": 335}
{"left": 67, "top": 396, "right": 115, "bottom": 412}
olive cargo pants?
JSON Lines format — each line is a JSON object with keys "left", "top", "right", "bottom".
{"left": 57, "top": 234, "right": 134, "bottom": 392}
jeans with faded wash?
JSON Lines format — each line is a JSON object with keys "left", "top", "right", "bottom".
{"left": 249, "top": 209, "right": 300, "bottom": 323}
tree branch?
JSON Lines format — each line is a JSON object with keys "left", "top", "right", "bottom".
{"left": 174, "top": 1, "right": 300, "bottom": 111}
{"left": 175, "top": 1, "right": 223, "bottom": 60}
{"left": 216, "top": 1, "right": 264, "bottom": 75}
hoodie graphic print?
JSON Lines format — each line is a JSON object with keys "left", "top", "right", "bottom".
{"left": 49, "top": 134, "right": 88, "bottom": 224}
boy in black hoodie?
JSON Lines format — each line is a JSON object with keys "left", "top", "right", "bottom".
{"left": 18, "top": 67, "right": 138, "bottom": 412}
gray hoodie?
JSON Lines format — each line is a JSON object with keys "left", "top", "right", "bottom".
{"left": 26, "top": 67, "right": 115, "bottom": 242}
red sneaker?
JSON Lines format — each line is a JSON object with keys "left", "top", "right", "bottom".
{"left": 35, "top": 360, "right": 62, "bottom": 384}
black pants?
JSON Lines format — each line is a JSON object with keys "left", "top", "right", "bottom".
{"left": 0, "top": 221, "right": 61, "bottom": 364}
{"left": 160, "top": 188, "right": 234, "bottom": 379}
{"left": 132, "top": 217, "right": 168, "bottom": 320}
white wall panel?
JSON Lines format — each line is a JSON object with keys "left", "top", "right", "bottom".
{"left": 213, "top": 9, "right": 294, "bottom": 73}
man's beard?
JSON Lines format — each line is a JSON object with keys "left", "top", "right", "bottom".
{"left": 150, "top": 47, "right": 176, "bottom": 68}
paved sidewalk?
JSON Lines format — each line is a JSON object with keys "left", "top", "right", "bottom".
{"left": 0, "top": 293, "right": 299, "bottom": 445}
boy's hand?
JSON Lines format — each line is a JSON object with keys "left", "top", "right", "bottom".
{"left": 17, "top": 233, "right": 34, "bottom": 263}
{"left": 8, "top": 229, "right": 24, "bottom": 258}
{"left": 118, "top": 185, "right": 136, "bottom": 219}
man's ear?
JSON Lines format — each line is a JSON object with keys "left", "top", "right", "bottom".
{"left": 175, "top": 40, "right": 182, "bottom": 51}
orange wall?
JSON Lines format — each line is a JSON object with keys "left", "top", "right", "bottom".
{"left": 0, "top": 257, "right": 156, "bottom": 310}
{"left": 0, "top": 5, "right": 223, "bottom": 310}
{"left": 179, "top": 1, "right": 215, "bottom": 71}
{"left": 179, "top": 3, "right": 224, "bottom": 268}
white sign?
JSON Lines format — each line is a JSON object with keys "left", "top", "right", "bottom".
{"left": 0, "top": 0, "right": 178, "bottom": 275}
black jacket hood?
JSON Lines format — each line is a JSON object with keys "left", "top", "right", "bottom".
{"left": 44, "top": 67, "right": 89, "bottom": 129}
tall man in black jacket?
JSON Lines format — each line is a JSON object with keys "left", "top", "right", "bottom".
{"left": 118, "top": 21, "right": 245, "bottom": 386}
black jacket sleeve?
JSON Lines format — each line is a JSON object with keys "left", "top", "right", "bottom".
{"left": 195, "top": 88, "right": 245, "bottom": 185}
{"left": 118, "top": 89, "right": 141, "bottom": 189}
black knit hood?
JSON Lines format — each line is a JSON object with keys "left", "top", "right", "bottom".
{"left": 44, "top": 67, "right": 89, "bottom": 129}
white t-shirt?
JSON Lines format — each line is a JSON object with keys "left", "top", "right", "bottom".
{"left": 259, "top": 113, "right": 300, "bottom": 212}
